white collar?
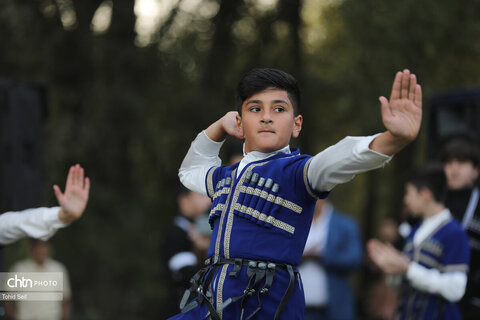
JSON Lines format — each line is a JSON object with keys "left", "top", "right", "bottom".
{"left": 242, "top": 143, "right": 291, "bottom": 160}
{"left": 422, "top": 208, "right": 451, "bottom": 227}
{"left": 237, "top": 144, "right": 291, "bottom": 177}
{"left": 413, "top": 208, "right": 451, "bottom": 246}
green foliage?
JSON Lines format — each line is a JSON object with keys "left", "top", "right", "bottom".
{"left": 1, "top": 0, "right": 480, "bottom": 318}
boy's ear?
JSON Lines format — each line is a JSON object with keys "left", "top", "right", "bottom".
{"left": 291, "top": 115, "right": 303, "bottom": 138}
{"left": 419, "top": 187, "right": 432, "bottom": 201}
{"left": 473, "top": 167, "right": 479, "bottom": 181}
{"left": 236, "top": 112, "right": 244, "bottom": 138}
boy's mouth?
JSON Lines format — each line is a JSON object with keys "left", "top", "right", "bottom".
{"left": 258, "top": 129, "right": 275, "bottom": 134}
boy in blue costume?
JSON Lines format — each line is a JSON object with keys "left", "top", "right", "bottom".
{"left": 368, "top": 163, "right": 470, "bottom": 320}
{"left": 172, "top": 68, "right": 422, "bottom": 319}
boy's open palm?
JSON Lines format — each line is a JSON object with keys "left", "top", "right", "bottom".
{"left": 380, "top": 70, "right": 422, "bottom": 141}
{"left": 54, "top": 164, "right": 90, "bottom": 223}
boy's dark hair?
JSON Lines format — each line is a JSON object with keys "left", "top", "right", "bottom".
{"left": 440, "top": 137, "right": 480, "bottom": 167}
{"left": 236, "top": 68, "right": 301, "bottom": 116}
{"left": 407, "top": 163, "right": 447, "bottom": 203}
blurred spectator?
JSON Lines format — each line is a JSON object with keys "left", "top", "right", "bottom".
{"left": 159, "top": 185, "right": 212, "bottom": 318}
{"left": 368, "top": 163, "right": 470, "bottom": 320}
{"left": 441, "top": 137, "right": 480, "bottom": 319}
{"left": 5, "top": 239, "right": 71, "bottom": 320}
{"left": 299, "top": 199, "right": 363, "bottom": 320}
{"left": 366, "top": 218, "right": 400, "bottom": 320}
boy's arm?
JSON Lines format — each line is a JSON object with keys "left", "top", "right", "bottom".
{"left": 179, "top": 112, "right": 241, "bottom": 194}
{"left": 0, "top": 207, "right": 64, "bottom": 245}
{"left": 0, "top": 164, "right": 90, "bottom": 245}
{"left": 307, "top": 70, "right": 421, "bottom": 192}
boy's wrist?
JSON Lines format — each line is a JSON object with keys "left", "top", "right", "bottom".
{"left": 205, "top": 118, "right": 228, "bottom": 142}
{"left": 370, "top": 131, "right": 413, "bottom": 156}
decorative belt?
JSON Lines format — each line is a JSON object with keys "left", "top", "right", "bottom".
{"left": 179, "top": 256, "right": 298, "bottom": 320}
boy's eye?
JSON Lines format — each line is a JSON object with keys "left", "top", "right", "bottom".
{"left": 249, "top": 106, "right": 261, "bottom": 112}
{"left": 274, "top": 106, "right": 285, "bottom": 112}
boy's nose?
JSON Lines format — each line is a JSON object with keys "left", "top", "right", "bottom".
{"left": 260, "top": 110, "right": 273, "bottom": 123}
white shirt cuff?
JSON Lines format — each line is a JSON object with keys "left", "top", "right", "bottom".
{"left": 352, "top": 133, "right": 393, "bottom": 165}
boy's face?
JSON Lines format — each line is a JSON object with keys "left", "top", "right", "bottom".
{"left": 403, "top": 183, "right": 427, "bottom": 217}
{"left": 236, "top": 88, "right": 302, "bottom": 154}
{"left": 443, "top": 159, "right": 479, "bottom": 190}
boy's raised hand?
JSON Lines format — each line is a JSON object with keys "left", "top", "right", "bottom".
{"left": 54, "top": 164, "right": 90, "bottom": 224}
{"left": 224, "top": 111, "right": 244, "bottom": 139}
{"left": 380, "top": 69, "right": 422, "bottom": 141}
{"left": 205, "top": 111, "right": 243, "bottom": 142}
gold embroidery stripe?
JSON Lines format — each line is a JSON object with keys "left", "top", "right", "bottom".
{"left": 233, "top": 203, "right": 295, "bottom": 234}
{"left": 213, "top": 187, "right": 230, "bottom": 200}
{"left": 421, "top": 242, "right": 443, "bottom": 257}
{"left": 303, "top": 157, "right": 319, "bottom": 199}
{"left": 223, "top": 169, "right": 238, "bottom": 259}
{"left": 216, "top": 264, "right": 229, "bottom": 318}
{"left": 237, "top": 185, "right": 303, "bottom": 214}
{"left": 206, "top": 166, "right": 219, "bottom": 198}
{"left": 418, "top": 253, "right": 441, "bottom": 269}
{"left": 210, "top": 204, "right": 225, "bottom": 216}
{"left": 443, "top": 264, "right": 469, "bottom": 273}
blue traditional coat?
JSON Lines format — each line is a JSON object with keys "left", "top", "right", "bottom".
{"left": 169, "top": 149, "right": 327, "bottom": 320}
{"left": 398, "top": 218, "right": 470, "bottom": 320}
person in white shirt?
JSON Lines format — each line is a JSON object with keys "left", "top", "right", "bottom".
{"left": 5, "top": 239, "right": 72, "bottom": 320}
{"left": 0, "top": 164, "right": 90, "bottom": 245}
{"left": 368, "top": 163, "right": 470, "bottom": 320}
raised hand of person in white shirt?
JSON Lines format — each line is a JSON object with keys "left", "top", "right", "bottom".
{"left": 54, "top": 164, "right": 90, "bottom": 224}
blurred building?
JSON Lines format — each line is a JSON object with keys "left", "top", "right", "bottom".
{"left": 428, "top": 88, "right": 480, "bottom": 158}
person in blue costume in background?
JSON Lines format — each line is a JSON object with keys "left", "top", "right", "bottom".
{"left": 171, "top": 68, "right": 422, "bottom": 320}
{"left": 368, "top": 163, "right": 470, "bottom": 320}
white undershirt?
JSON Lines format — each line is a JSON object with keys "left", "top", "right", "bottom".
{"left": 299, "top": 202, "right": 333, "bottom": 306}
{"left": 0, "top": 207, "right": 66, "bottom": 245}
{"left": 179, "top": 131, "right": 392, "bottom": 195}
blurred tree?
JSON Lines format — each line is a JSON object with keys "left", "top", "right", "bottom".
{"left": 1, "top": 0, "right": 480, "bottom": 319}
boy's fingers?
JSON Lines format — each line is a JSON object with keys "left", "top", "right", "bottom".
{"left": 415, "top": 85, "right": 422, "bottom": 108}
{"left": 400, "top": 69, "right": 410, "bottom": 99}
{"left": 66, "top": 166, "right": 74, "bottom": 187}
{"left": 390, "top": 72, "right": 402, "bottom": 100}
{"left": 74, "top": 164, "right": 81, "bottom": 185}
{"left": 408, "top": 74, "right": 417, "bottom": 101}
{"left": 84, "top": 177, "right": 91, "bottom": 195}
{"left": 379, "top": 96, "right": 392, "bottom": 120}
{"left": 78, "top": 166, "right": 85, "bottom": 186}
{"left": 53, "top": 185, "right": 63, "bottom": 200}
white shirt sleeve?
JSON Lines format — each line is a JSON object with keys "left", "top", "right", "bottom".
{"left": 0, "top": 207, "right": 66, "bottom": 245}
{"left": 178, "top": 131, "right": 224, "bottom": 195}
{"left": 307, "top": 134, "right": 393, "bottom": 192}
{"left": 406, "top": 261, "right": 467, "bottom": 302}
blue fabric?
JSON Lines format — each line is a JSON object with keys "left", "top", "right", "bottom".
{"left": 322, "top": 210, "right": 363, "bottom": 320}
{"left": 398, "top": 218, "right": 470, "bottom": 320}
{"left": 169, "top": 150, "right": 326, "bottom": 319}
